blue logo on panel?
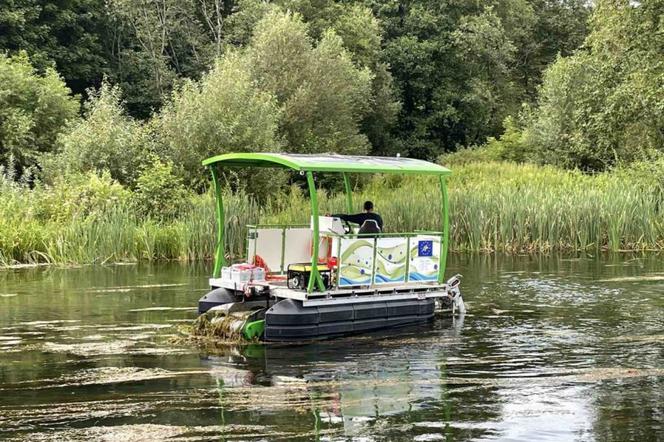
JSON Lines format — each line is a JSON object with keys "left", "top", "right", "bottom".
{"left": 418, "top": 240, "right": 433, "bottom": 257}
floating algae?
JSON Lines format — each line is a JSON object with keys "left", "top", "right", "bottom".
{"left": 190, "top": 309, "right": 261, "bottom": 343}
{"left": 0, "top": 367, "right": 208, "bottom": 391}
{"left": 599, "top": 274, "right": 664, "bottom": 282}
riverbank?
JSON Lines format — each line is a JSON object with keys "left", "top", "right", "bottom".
{"left": 2, "top": 160, "right": 663, "bottom": 266}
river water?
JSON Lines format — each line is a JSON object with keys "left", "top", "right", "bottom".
{"left": 0, "top": 255, "right": 662, "bottom": 441}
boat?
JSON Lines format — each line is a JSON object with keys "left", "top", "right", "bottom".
{"left": 196, "top": 152, "right": 465, "bottom": 341}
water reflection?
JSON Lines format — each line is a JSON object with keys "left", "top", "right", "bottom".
{"left": 207, "top": 316, "right": 501, "bottom": 441}
{"left": 0, "top": 256, "right": 663, "bottom": 440}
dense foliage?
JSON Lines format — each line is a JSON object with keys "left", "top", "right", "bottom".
{"left": 0, "top": 52, "right": 78, "bottom": 175}
{"left": 1, "top": 0, "right": 663, "bottom": 265}
{"left": 1, "top": 0, "right": 594, "bottom": 167}
{"left": 526, "top": 0, "right": 664, "bottom": 170}
{"left": 4, "top": 159, "right": 664, "bottom": 265}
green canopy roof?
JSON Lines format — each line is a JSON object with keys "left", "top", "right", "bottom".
{"left": 202, "top": 152, "right": 451, "bottom": 175}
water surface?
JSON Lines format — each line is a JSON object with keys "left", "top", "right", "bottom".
{"left": 1, "top": 255, "right": 662, "bottom": 441}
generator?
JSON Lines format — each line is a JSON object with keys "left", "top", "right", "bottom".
{"left": 287, "top": 263, "right": 332, "bottom": 290}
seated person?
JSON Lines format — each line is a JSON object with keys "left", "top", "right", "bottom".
{"left": 331, "top": 201, "right": 383, "bottom": 234}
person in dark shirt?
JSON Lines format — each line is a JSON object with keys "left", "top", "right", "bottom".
{"left": 332, "top": 201, "right": 383, "bottom": 233}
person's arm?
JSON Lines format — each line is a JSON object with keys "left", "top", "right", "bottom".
{"left": 377, "top": 214, "right": 384, "bottom": 231}
{"left": 331, "top": 213, "right": 367, "bottom": 225}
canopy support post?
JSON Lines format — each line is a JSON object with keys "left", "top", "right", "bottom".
{"left": 439, "top": 176, "right": 449, "bottom": 284}
{"left": 307, "top": 172, "right": 326, "bottom": 293}
{"left": 210, "top": 166, "right": 226, "bottom": 278}
{"left": 342, "top": 173, "right": 353, "bottom": 212}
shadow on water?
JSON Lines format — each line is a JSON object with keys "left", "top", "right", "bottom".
{"left": 0, "top": 254, "right": 662, "bottom": 440}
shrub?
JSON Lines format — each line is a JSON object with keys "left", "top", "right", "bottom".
{"left": 34, "top": 171, "right": 131, "bottom": 223}
{"left": 47, "top": 83, "right": 153, "bottom": 186}
{"left": 0, "top": 51, "right": 78, "bottom": 176}
{"left": 131, "top": 157, "right": 192, "bottom": 220}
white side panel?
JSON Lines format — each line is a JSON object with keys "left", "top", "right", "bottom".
{"left": 374, "top": 237, "right": 408, "bottom": 285}
{"left": 254, "top": 228, "right": 283, "bottom": 273}
{"left": 283, "top": 228, "right": 312, "bottom": 269}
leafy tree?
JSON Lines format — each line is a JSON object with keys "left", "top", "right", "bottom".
{"left": 157, "top": 51, "right": 281, "bottom": 187}
{"left": 0, "top": 0, "right": 110, "bottom": 96}
{"left": 451, "top": 6, "right": 517, "bottom": 143}
{"left": 0, "top": 51, "right": 79, "bottom": 176}
{"left": 514, "top": 0, "right": 590, "bottom": 98}
{"left": 528, "top": 0, "right": 664, "bottom": 171}
{"left": 223, "top": 1, "right": 400, "bottom": 155}
{"left": 362, "top": 0, "right": 591, "bottom": 158}
{"left": 249, "top": 10, "right": 373, "bottom": 154}
{"left": 106, "top": 0, "right": 221, "bottom": 117}
{"left": 222, "top": 0, "right": 278, "bottom": 47}
{"left": 47, "top": 83, "right": 152, "bottom": 185}
{"left": 332, "top": 4, "right": 400, "bottom": 155}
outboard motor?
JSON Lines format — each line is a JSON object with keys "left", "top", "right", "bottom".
{"left": 446, "top": 274, "right": 465, "bottom": 314}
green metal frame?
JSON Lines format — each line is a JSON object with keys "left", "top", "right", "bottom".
{"left": 306, "top": 172, "right": 326, "bottom": 292}
{"left": 204, "top": 152, "right": 452, "bottom": 295}
{"left": 439, "top": 176, "right": 449, "bottom": 284}
{"left": 210, "top": 167, "right": 226, "bottom": 278}
{"left": 342, "top": 173, "right": 353, "bottom": 212}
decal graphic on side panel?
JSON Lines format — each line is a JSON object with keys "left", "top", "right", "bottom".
{"left": 374, "top": 237, "right": 408, "bottom": 285}
{"left": 338, "top": 238, "right": 374, "bottom": 287}
{"left": 408, "top": 236, "right": 440, "bottom": 282}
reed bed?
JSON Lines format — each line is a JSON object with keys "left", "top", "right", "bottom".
{"left": 260, "top": 162, "right": 664, "bottom": 253}
{"left": 1, "top": 161, "right": 663, "bottom": 266}
{"left": 0, "top": 183, "right": 260, "bottom": 266}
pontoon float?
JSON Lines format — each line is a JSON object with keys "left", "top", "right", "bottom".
{"left": 197, "top": 153, "right": 465, "bottom": 341}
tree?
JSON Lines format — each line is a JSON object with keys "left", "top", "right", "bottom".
{"left": 222, "top": 1, "right": 400, "bottom": 155}
{"left": 249, "top": 10, "right": 373, "bottom": 154}
{"left": 362, "top": 0, "right": 590, "bottom": 159}
{"left": 0, "top": 51, "right": 78, "bottom": 176}
{"left": 48, "top": 83, "right": 152, "bottom": 185}
{"left": 106, "top": 0, "right": 216, "bottom": 117}
{"left": 528, "top": 0, "right": 664, "bottom": 171}
{"left": 157, "top": 51, "right": 281, "bottom": 187}
{"left": 0, "top": 0, "right": 110, "bottom": 96}
{"left": 332, "top": 4, "right": 401, "bottom": 155}
{"left": 514, "top": 0, "right": 590, "bottom": 99}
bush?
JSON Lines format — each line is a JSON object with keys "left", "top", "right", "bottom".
{"left": 34, "top": 171, "right": 130, "bottom": 223}
{"left": 483, "top": 116, "right": 531, "bottom": 163}
{"left": 131, "top": 157, "right": 192, "bottom": 220}
{"left": 47, "top": 83, "right": 153, "bottom": 186}
{"left": 0, "top": 51, "right": 78, "bottom": 176}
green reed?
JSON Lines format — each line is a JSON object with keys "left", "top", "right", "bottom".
{"left": 1, "top": 161, "right": 663, "bottom": 266}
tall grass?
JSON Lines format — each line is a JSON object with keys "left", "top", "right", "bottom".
{"left": 260, "top": 162, "right": 664, "bottom": 253}
{"left": 0, "top": 178, "right": 260, "bottom": 266}
{"left": 2, "top": 161, "right": 663, "bottom": 266}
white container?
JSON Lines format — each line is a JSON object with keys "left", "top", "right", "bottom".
{"left": 221, "top": 267, "right": 232, "bottom": 281}
{"left": 231, "top": 268, "right": 252, "bottom": 283}
{"left": 252, "top": 267, "right": 266, "bottom": 281}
